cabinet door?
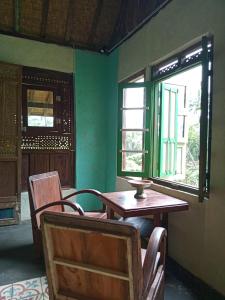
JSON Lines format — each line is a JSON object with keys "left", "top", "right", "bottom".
{"left": 0, "top": 62, "right": 21, "bottom": 225}
{"left": 50, "top": 152, "right": 73, "bottom": 187}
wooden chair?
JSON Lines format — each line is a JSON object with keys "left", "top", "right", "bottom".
{"left": 41, "top": 211, "right": 167, "bottom": 300}
{"left": 28, "top": 171, "right": 108, "bottom": 256}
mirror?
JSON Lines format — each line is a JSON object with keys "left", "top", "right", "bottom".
{"left": 27, "top": 89, "right": 54, "bottom": 127}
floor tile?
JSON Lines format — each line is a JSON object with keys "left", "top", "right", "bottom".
{"left": 12, "top": 278, "right": 42, "bottom": 299}
{"left": 0, "top": 284, "right": 13, "bottom": 299}
{"left": 19, "top": 295, "right": 44, "bottom": 300}
{"left": 40, "top": 277, "right": 47, "bottom": 295}
{"left": 42, "top": 292, "right": 49, "bottom": 300}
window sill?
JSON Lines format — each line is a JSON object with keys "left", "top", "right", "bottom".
{"left": 150, "top": 182, "right": 198, "bottom": 203}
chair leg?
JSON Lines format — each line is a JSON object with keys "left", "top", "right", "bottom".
{"left": 33, "top": 229, "right": 43, "bottom": 259}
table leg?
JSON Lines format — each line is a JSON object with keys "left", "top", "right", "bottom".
{"left": 107, "top": 207, "right": 114, "bottom": 219}
{"left": 162, "top": 213, "right": 168, "bottom": 229}
{"left": 153, "top": 213, "right": 161, "bottom": 226}
{"left": 162, "top": 213, "right": 169, "bottom": 257}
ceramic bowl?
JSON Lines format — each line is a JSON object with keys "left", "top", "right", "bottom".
{"left": 127, "top": 179, "right": 152, "bottom": 199}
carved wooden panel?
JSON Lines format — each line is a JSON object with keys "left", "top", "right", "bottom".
{"left": 30, "top": 153, "right": 50, "bottom": 175}
{"left": 0, "top": 81, "right": 19, "bottom": 156}
{"left": 0, "top": 61, "right": 21, "bottom": 225}
{"left": 0, "top": 161, "right": 17, "bottom": 197}
{"left": 21, "top": 135, "right": 71, "bottom": 150}
{"left": 50, "top": 153, "right": 73, "bottom": 187}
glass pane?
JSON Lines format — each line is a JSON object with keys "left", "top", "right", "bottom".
{"left": 162, "top": 143, "right": 168, "bottom": 174}
{"left": 163, "top": 90, "right": 169, "bottom": 138}
{"left": 159, "top": 65, "right": 202, "bottom": 187}
{"left": 123, "top": 87, "right": 145, "bottom": 108}
{"left": 178, "top": 86, "right": 186, "bottom": 110}
{"left": 122, "top": 152, "right": 143, "bottom": 172}
{"left": 122, "top": 110, "right": 144, "bottom": 129}
{"left": 178, "top": 116, "right": 185, "bottom": 139}
{"left": 176, "top": 147, "right": 183, "bottom": 174}
{"left": 122, "top": 131, "right": 143, "bottom": 151}
{"left": 27, "top": 89, "right": 54, "bottom": 127}
{"left": 170, "top": 91, "right": 176, "bottom": 138}
{"left": 170, "top": 143, "right": 175, "bottom": 173}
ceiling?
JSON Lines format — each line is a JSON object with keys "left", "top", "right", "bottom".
{"left": 0, "top": 0, "right": 170, "bottom": 54}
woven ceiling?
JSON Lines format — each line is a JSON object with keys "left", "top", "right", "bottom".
{"left": 0, "top": 0, "right": 170, "bottom": 54}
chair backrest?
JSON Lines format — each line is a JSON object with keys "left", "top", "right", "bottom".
{"left": 28, "top": 171, "right": 63, "bottom": 228}
{"left": 41, "top": 211, "right": 143, "bottom": 300}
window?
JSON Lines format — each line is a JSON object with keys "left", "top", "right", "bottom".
{"left": 118, "top": 36, "right": 213, "bottom": 200}
{"left": 27, "top": 89, "right": 54, "bottom": 127}
{"left": 118, "top": 72, "right": 150, "bottom": 176}
{"left": 158, "top": 66, "right": 202, "bottom": 188}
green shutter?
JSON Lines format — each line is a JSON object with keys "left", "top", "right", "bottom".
{"left": 159, "top": 83, "right": 178, "bottom": 177}
{"left": 117, "top": 82, "right": 150, "bottom": 177}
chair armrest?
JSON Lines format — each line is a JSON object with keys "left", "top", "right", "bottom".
{"left": 31, "top": 200, "right": 85, "bottom": 218}
{"left": 142, "top": 227, "right": 167, "bottom": 298}
{"left": 62, "top": 189, "right": 109, "bottom": 212}
{"left": 63, "top": 189, "right": 105, "bottom": 200}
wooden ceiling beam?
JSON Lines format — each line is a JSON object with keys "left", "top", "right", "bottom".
{"left": 13, "top": 0, "right": 20, "bottom": 32}
{"left": 64, "top": 0, "right": 74, "bottom": 42}
{"left": 41, "top": 0, "right": 49, "bottom": 38}
{"left": 108, "top": 0, "right": 128, "bottom": 50}
{"left": 108, "top": 0, "right": 172, "bottom": 53}
{"left": 88, "top": 0, "right": 103, "bottom": 45}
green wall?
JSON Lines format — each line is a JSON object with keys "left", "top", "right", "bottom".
{"left": 75, "top": 50, "right": 118, "bottom": 210}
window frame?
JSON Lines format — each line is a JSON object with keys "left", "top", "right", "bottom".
{"left": 149, "top": 36, "right": 213, "bottom": 200}
{"left": 117, "top": 81, "right": 151, "bottom": 177}
{"left": 117, "top": 36, "right": 213, "bottom": 200}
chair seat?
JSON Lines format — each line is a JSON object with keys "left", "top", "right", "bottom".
{"left": 119, "top": 217, "right": 154, "bottom": 238}
{"left": 119, "top": 217, "right": 155, "bottom": 248}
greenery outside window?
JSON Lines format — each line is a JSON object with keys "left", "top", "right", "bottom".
{"left": 117, "top": 36, "right": 213, "bottom": 201}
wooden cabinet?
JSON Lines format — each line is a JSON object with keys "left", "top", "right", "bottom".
{"left": 21, "top": 67, "right": 75, "bottom": 191}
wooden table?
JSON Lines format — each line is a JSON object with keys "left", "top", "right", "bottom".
{"left": 102, "top": 189, "right": 189, "bottom": 226}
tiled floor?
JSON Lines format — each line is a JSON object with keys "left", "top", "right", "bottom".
{"left": 0, "top": 277, "right": 48, "bottom": 300}
{"left": 0, "top": 274, "right": 196, "bottom": 300}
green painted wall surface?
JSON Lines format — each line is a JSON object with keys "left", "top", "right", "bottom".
{"left": 105, "top": 50, "right": 118, "bottom": 192}
{"left": 118, "top": 0, "right": 225, "bottom": 296}
{"left": 0, "top": 34, "right": 73, "bottom": 72}
{"left": 75, "top": 50, "right": 118, "bottom": 210}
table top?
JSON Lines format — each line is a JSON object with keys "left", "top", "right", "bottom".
{"left": 102, "top": 189, "right": 189, "bottom": 218}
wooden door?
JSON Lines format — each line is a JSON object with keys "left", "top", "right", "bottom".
{"left": 0, "top": 62, "right": 21, "bottom": 225}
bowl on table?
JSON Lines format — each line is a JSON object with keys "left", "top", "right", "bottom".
{"left": 127, "top": 179, "right": 153, "bottom": 199}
